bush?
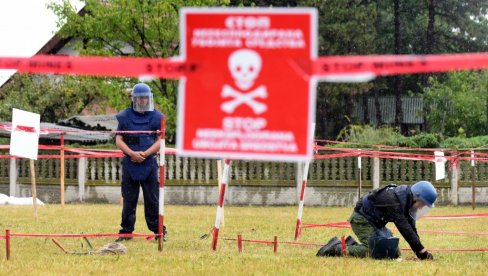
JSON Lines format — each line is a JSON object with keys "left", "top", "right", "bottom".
{"left": 333, "top": 125, "right": 486, "bottom": 149}
{"left": 440, "top": 136, "right": 488, "bottom": 149}
{"left": 336, "top": 125, "right": 400, "bottom": 148}
{"left": 411, "top": 133, "right": 440, "bottom": 148}
{"left": 385, "top": 134, "right": 417, "bottom": 148}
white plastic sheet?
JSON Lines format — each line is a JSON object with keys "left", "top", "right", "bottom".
{"left": 0, "top": 193, "right": 44, "bottom": 205}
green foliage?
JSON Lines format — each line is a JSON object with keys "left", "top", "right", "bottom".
{"left": 0, "top": 74, "right": 124, "bottom": 122}
{"left": 229, "top": 0, "right": 298, "bottom": 6}
{"left": 431, "top": 0, "right": 488, "bottom": 53}
{"left": 423, "top": 70, "right": 488, "bottom": 138}
{"left": 375, "top": 1, "right": 488, "bottom": 55}
{"left": 337, "top": 125, "right": 403, "bottom": 147}
{"left": 337, "top": 125, "right": 440, "bottom": 148}
{"left": 385, "top": 134, "right": 417, "bottom": 148}
{"left": 312, "top": 0, "right": 488, "bottom": 138}
{"left": 410, "top": 133, "right": 440, "bottom": 148}
{"left": 46, "top": 0, "right": 229, "bottom": 141}
{"left": 1, "top": 0, "right": 488, "bottom": 142}
{"left": 309, "top": 0, "right": 377, "bottom": 137}
{"left": 440, "top": 136, "right": 488, "bottom": 149}
{"left": 373, "top": 0, "right": 488, "bottom": 96}
{"left": 335, "top": 124, "right": 488, "bottom": 149}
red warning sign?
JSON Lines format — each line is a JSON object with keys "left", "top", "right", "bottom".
{"left": 177, "top": 8, "right": 317, "bottom": 161}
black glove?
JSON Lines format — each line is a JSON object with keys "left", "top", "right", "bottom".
{"left": 416, "top": 250, "right": 434, "bottom": 260}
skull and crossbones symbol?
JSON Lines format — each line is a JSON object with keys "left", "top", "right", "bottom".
{"left": 221, "top": 49, "right": 268, "bottom": 114}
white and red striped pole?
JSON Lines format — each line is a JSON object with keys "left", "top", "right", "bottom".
{"left": 294, "top": 123, "right": 315, "bottom": 240}
{"left": 212, "top": 159, "right": 231, "bottom": 251}
{"left": 357, "top": 150, "right": 362, "bottom": 199}
{"left": 217, "top": 159, "right": 225, "bottom": 226}
{"left": 158, "top": 117, "right": 166, "bottom": 252}
{"left": 471, "top": 150, "right": 476, "bottom": 210}
{"left": 294, "top": 160, "right": 310, "bottom": 240}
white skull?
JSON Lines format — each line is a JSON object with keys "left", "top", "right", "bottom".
{"left": 228, "top": 49, "right": 262, "bottom": 91}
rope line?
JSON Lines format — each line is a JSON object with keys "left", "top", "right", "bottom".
{"left": 221, "top": 237, "right": 488, "bottom": 252}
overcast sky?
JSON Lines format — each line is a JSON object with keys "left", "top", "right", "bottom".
{"left": 0, "top": 0, "right": 83, "bottom": 86}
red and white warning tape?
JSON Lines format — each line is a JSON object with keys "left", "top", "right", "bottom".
{"left": 0, "top": 55, "right": 196, "bottom": 79}
{"left": 222, "top": 236, "right": 488, "bottom": 253}
{"left": 3, "top": 52, "right": 488, "bottom": 79}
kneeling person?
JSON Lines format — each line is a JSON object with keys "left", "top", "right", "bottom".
{"left": 317, "top": 181, "right": 436, "bottom": 260}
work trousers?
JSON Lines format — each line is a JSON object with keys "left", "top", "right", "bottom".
{"left": 347, "top": 211, "right": 376, "bottom": 257}
{"left": 347, "top": 211, "right": 401, "bottom": 258}
{"left": 119, "top": 167, "right": 159, "bottom": 234}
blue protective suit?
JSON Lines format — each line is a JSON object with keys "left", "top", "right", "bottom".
{"left": 116, "top": 107, "right": 163, "bottom": 234}
{"left": 116, "top": 108, "right": 163, "bottom": 181}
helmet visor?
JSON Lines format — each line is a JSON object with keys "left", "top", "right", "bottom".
{"left": 132, "top": 94, "right": 154, "bottom": 112}
{"left": 409, "top": 205, "right": 433, "bottom": 220}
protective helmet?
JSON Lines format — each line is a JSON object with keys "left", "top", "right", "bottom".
{"left": 411, "top": 181, "right": 437, "bottom": 207}
{"left": 131, "top": 83, "right": 154, "bottom": 112}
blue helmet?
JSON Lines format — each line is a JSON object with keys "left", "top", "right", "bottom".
{"left": 132, "top": 83, "right": 152, "bottom": 96}
{"left": 411, "top": 181, "right": 437, "bottom": 207}
{"left": 131, "top": 83, "right": 154, "bottom": 112}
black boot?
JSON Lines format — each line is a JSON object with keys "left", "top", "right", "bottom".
{"left": 115, "top": 236, "right": 132, "bottom": 242}
{"left": 154, "top": 226, "right": 168, "bottom": 241}
{"left": 163, "top": 226, "right": 168, "bottom": 241}
{"left": 317, "top": 237, "right": 343, "bottom": 257}
{"left": 345, "top": 235, "right": 359, "bottom": 246}
{"left": 324, "top": 242, "right": 343, "bottom": 257}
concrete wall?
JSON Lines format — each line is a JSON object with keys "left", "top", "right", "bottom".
{"left": 1, "top": 184, "right": 487, "bottom": 206}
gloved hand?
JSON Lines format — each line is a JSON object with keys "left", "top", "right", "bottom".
{"left": 416, "top": 250, "right": 434, "bottom": 260}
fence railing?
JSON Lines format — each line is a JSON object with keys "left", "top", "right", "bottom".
{"left": 2, "top": 149, "right": 487, "bottom": 189}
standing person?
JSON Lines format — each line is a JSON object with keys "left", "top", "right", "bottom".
{"left": 317, "top": 181, "right": 436, "bottom": 260}
{"left": 114, "top": 83, "right": 166, "bottom": 242}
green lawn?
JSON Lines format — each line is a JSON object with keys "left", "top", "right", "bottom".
{"left": 0, "top": 205, "right": 487, "bottom": 275}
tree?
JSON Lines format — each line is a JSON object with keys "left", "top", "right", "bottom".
{"left": 46, "top": 0, "right": 229, "bottom": 141}
{"left": 422, "top": 1, "right": 488, "bottom": 54}
{"left": 0, "top": 74, "right": 123, "bottom": 122}
{"left": 371, "top": 0, "right": 488, "bottom": 135}
{"left": 3, "top": 0, "right": 488, "bottom": 141}
{"left": 393, "top": 0, "right": 404, "bottom": 132}
{"left": 423, "top": 70, "right": 488, "bottom": 137}
{"left": 304, "top": 0, "right": 377, "bottom": 138}
{"left": 230, "top": 0, "right": 298, "bottom": 6}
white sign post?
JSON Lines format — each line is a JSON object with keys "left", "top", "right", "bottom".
{"left": 10, "top": 108, "right": 41, "bottom": 220}
{"left": 10, "top": 108, "right": 40, "bottom": 160}
{"left": 434, "top": 151, "right": 446, "bottom": 181}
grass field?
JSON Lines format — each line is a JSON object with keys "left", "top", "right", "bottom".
{"left": 0, "top": 204, "right": 487, "bottom": 275}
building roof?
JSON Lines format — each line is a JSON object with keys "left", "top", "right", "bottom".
{"left": 58, "top": 114, "right": 118, "bottom": 131}
{"left": 40, "top": 122, "right": 114, "bottom": 144}
{"left": 0, "top": 122, "right": 113, "bottom": 145}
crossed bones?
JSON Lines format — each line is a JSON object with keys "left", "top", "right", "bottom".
{"left": 221, "top": 84, "right": 268, "bottom": 114}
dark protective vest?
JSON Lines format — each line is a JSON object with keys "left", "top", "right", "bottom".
{"left": 355, "top": 184, "right": 425, "bottom": 254}
{"left": 116, "top": 108, "right": 163, "bottom": 181}
{"left": 356, "top": 184, "right": 415, "bottom": 229}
